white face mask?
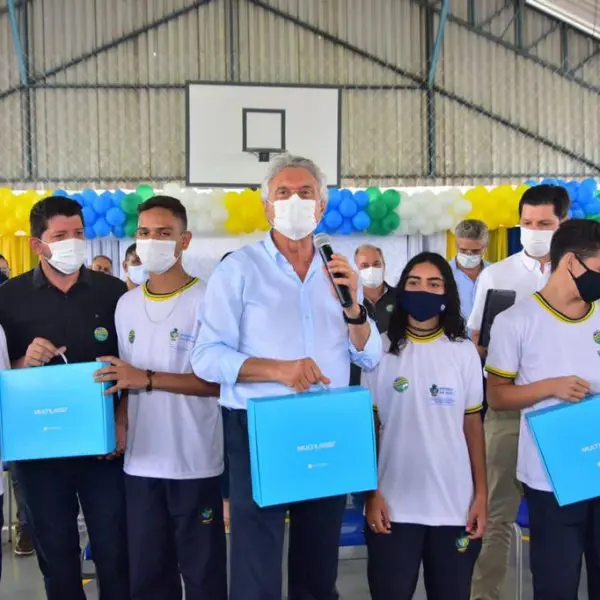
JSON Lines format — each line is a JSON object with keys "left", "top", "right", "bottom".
{"left": 127, "top": 264, "right": 149, "bottom": 285}
{"left": 520, "top": 228, "right": 555, "bottom": 258}
{"left": 456, "top": 253, "right": 482, "bottom": 270}
{"left": 136, "top": 239, "right": 178, "bottom": 274}
{"left": 46, "top": 239, "right": 86, "bottom": 275}
{"left": 360, "top": 266, "right": 384, "bottom": 289}
{"left": 272, "top": 194, "right": 317, "bottom": 241}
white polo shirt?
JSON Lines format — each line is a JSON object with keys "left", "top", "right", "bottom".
{"left": 364, "top": 330, "right": 483, "bottom": 526}
{"left": 485, "top": 294, "right": 600, "bottom": 492}
{"left": 115, "top": 278, "right": 223, "bottom": 480}
{"left": 467, "top": 251, "right": 551, "bottom": 333}
{"left": 0, "top": 325, "right": 8, "bottom": 496}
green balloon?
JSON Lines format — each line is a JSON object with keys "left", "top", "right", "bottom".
{"left": 381, "top": 211, "right": 400, "bottom": 233}
{"left": 367, "top": 198, "right": 387, "bottom": 220}
{"left": 382, "top": 189, "right": 401, "bottom": 211}
{"left": 366, "top": 187, "right": 381, "bottom": 202}
{"left": 124, "top": 216, "right": 138, "bottom": 238}
{"left": 121, "top": 193, "right": 143, "bottom": 216}
{"left": 136, "top": 184, "right": 155, "bottom": 201}
{"left": 367, "top": 221, "right": 385, "bottom": 236}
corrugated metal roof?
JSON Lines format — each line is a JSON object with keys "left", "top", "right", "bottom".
{"left": 526, "top": 1, "right": 600, "bottom": 39}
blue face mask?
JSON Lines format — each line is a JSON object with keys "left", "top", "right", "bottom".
{"left": 397, "top": 290, "right": 447, "bottom": 322}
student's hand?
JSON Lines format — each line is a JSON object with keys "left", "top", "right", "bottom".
{"left": 23, "top": 338, "right": 66, "bottom": 367}
{"left": 549, "top": 376, "right": 591, "bottom": 402}
{"left": 466, "top": 494, "right": 487, "bottom": 539}
{"left": 275, "top": 358, "right": 331, "bottom": 392}
{"left": 95, "top": 356, "right": 147, "bottom": 395}
{"left": 366, "top": 491, "right": 392, "bottom": 535}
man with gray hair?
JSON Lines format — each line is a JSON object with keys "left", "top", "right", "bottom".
{"left": 450, "top": 219, "right": 490, "bottom": 326}
{"left": 192, "top": 153, "right": 381, "bottom": 600}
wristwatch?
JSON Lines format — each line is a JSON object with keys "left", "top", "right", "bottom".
{"left": 146, "top": 370, "right": 155, "bottom": 393}
{"left": 343, "top": 304, "right": 368, "bottom": 325}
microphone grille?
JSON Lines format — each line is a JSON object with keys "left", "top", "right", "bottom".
{"left": 314, "top": 233, "right": 331, "bottom": 248}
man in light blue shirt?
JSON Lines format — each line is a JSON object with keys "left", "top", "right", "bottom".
{"left": 449, "top": 219, "right": 490, "bottom": 326}
{"left": 192, "top": 154, "right": 381, "bottom": 600}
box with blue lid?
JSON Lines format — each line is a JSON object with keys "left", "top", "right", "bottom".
{"left": 0, "top": 362, "right": 115, "bottom": 461}
{"left": 527, "top": 395, "right": 600, "bottom": 506}
{"left": 247, "top": 386, "right": 377, "bottom": 507}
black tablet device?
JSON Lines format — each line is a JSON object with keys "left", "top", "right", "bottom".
{"left": 479, "top": 289, "right": 517, "bottom": 348}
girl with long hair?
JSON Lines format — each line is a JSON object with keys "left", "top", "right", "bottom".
{"left": 364, "top": 251, "right": 487, "bottom": 600}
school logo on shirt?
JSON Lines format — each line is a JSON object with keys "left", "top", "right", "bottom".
{"left": 94, "top": 327, "right": 109, "bottom": 342}
{"left": 128, "top": 329, "right": 135, "bottom": 344}
{"left": 593, "top": 330, "right": 600, "bottom": 345}
{"left": 393, "top": 376, "right": 409, "bottom": 393}
{"left": 200, "top": 508, "right": 214, "bottom": 525}
{"left": 170, "top": 328, "right": 180, "bottom": 342}
{"left": 428, "top": 384, "right": 455, "bottom": 406}
{"left": 455, "top": 535, "right": 470, "bottom": 552}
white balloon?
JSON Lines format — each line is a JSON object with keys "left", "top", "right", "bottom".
{"left": 163, "top": 182, "right": 181, "bottom": 197}
{"left": 437, "top": 213, "right": 454, "bottom": 231}
{"left": 210, "top": 204, "right": 228, "bottom": 225}
{"left": 192, "top": 213, "right": 216, "bottom": 234}
{"left": 420, "top": 223, "right": 436, "bottom": 236}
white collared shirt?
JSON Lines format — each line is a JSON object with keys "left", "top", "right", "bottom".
{"left": 467, "top": 251, "right": 551, "bottom": 333}
{"left": 191, "top": 233, "right": 382, "bottom": 410}
{"left": 486, "top": 295, "right": 600, "bottom": 491}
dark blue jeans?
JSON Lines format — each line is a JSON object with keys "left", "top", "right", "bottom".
{"left": 14, "top": 456, "right": 129, "bottom": 600}
{"left": 227, "top": 409, "right": 346, "bottom": 600}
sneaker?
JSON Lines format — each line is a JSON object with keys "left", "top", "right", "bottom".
{"left": 14, "top": 529, "right": 35, "bottom": 556}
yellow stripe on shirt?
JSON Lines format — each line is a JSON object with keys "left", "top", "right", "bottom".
{"left": 485, "top": 365, "right": 517, "bottom": 379}
{"left": 407, "top": 329, "right": 444, "bottom": 343}
{"left": 143, "top": 277, "right": 200, "bottom": 302}
{"left": 533, "top": 292, "right": 595, "bottom": 324}
{"left": 465, "top": 404, "right": 483, "bottom": 414}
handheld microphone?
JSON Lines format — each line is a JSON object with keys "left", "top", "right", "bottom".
{"left": 314, "top": 233, "right": 354, "bottom": 308}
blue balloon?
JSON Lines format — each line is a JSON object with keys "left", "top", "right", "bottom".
{"left": 112, "top": 225, "right": 126, "bottom": 239}
{"left": 352, "top": 210, "right": 371, "bottom": 231}
{"left": 84, "top": 226, "right": 96, "bottom": 240}
{"left": 93, "top": 193, "right": 113, "bottom": 216}
{"left": 573, "top": 208, "right": 586, "bottom": 219}
{"left": 338, "top": 218, "right": 354, "bottom": 235}
{"left": 314, "top": 221, "right": 326, "bottom": 234}
{"left": 339, "top": 197, "right": 358, "bottom": 218}
{"left": 82, "top": 206, "right": 98, "bottom": 226}
{"left": 567, "top": 209, "right": 574, "bottom": 219}
{"left": 585, "top": 201, "right": 600, "bottom": 216}
{"left": 524, "top": 179, "right": 537, "bottom": 187}
{"left": 328, "top": 188, "right": 341, "bottom": 208}
{"left": 106, "top": 206, "right": 126, "bottom": 226}
{"left": 72, "top": 193, "right": 85, "bottom": 206}
{"left": 112, "top": 189, "right": 126, "bottom": 207}
{"left": 324, "top": 210, "right": 343, "bottom": 230}
{"left": 354, "top": 191, "right": 369, "bottom": 208}
{"left": 541, "top": 178, "right": 556, "bottom": 186}
{"left": 53, "top": 189, "right": 69, "bottom": 198}
{"left": 93, "top": 218, "right": 111, "bottom": 238}
{"left": 82, "top": 188, "right": 98, "bottom": 205}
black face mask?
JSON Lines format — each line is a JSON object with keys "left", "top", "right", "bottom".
{"left": 570, "top": 256, "right": 600, "bottom": 304}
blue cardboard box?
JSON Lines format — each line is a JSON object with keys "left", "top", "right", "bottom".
{"left": 527, "top": 395, "right": 600, "bottom": 506}
{"left": 0, "top": 362, "right": 115, "bottom": 461}
{"left": 247, "top": 386, "right": 377, "bottom": 507}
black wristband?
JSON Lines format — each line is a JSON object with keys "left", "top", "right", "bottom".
{"left": 343, "top": 304, "right": 367, "bottom": 325}
{"left": 146, "top": 370, "right": 155, "bottom": 393}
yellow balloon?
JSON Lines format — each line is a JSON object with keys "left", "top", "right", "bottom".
{"left": 3, "top": 217, "right": 18, "bottom": 235}
{"left": 224, "top": 217, "right": 244, "bottom": 235}
{"left": 224, "top": 192, "right": 242, "bottom": 212}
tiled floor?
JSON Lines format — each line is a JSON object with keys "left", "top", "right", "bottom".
{"left": 0, "top": 530, "right": 564, "bottom": 600}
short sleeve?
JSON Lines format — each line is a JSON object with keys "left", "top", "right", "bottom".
{"left": 0, "top": 325, "right": 10, "bottom": 371}
{"left": 114, "top": 296, "right": 129, "bottom": 362}
{"left": 485, "top": 311, "right": 520, "bottom": 380}
{"left": 467, "top": 267, "right": 493, "bottom": 332}
{"left": 463, "top": 341, "right": 484, "bottom": 414}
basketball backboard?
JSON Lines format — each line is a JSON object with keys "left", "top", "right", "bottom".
{"left": 186, "top": 83, "right": 341, "bottom": 188}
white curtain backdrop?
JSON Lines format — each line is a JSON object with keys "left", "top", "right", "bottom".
{"left": 85, "top": 232, "right": 447, "bottom": 287}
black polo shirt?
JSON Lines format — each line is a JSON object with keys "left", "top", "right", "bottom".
{"left": 0, "top": 266, "right": 126, "bottom": 365}
{"left": 350, "top": 284, "right": 397, "bottom": 385}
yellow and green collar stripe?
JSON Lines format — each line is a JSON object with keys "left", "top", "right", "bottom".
{"left": 533, "top": 292, "right": 595, "bottom": 324}
{"left": 407, "top": 329, "right": 444, "bottom": 343}
{"left": 143, "top": 277, "right": 200, "bottom": 302}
